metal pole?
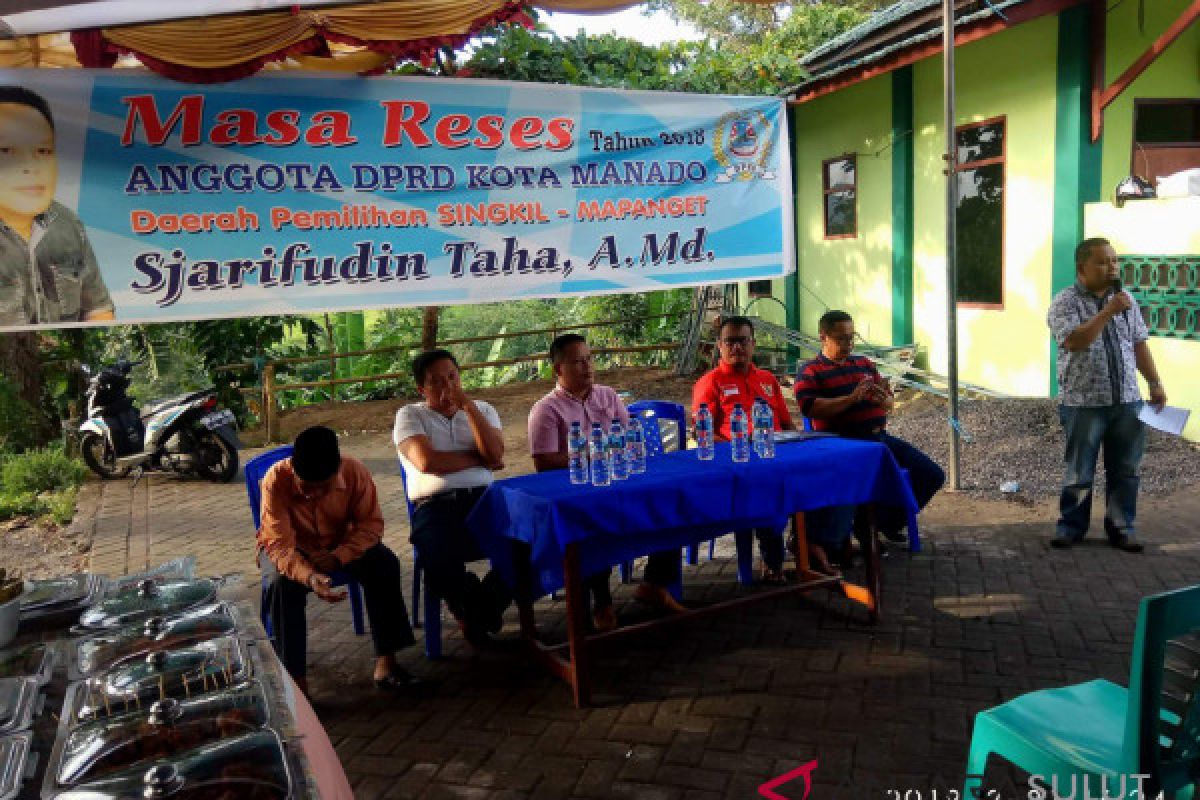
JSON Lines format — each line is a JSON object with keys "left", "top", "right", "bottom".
{"left": 943, "top": 0, "right": 962, "bottom": 490}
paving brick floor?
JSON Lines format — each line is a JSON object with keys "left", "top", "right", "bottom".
{"left": 80, "top": 432, "right": 1200, "bottom": 799}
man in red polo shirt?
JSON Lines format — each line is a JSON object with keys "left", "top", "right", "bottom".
{"left": 692, "top": 315, "right": 796, "bottom": 582}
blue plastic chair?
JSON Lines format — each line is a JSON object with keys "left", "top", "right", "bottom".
{"left": 630, "top": 400, "right": 767, "bottom": 583}
{"left": 628, "top": 400, "right": 688, "bottom": 458}
{"left": 397, "top": 465, "right": 443, "bottom": 660}
{"left": 626, "top": 401, "right": 696, "bottom": 593}
{"left": 245, "top": 445, "right": 366, "bottom": 637}
{"left": 964, "top": 584, "right": 1200, "bottom": 800}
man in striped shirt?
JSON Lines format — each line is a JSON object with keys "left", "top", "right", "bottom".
{"left": 793, "top": 310, "right": 945, "bottom": 570}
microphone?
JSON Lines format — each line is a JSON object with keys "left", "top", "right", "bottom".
{"left": 1112, "top": 277, "right": 1122, "bottom": 292}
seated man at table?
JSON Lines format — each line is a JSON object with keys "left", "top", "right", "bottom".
{"left": 794, "top": 310, "right": 945, "bottom": 570}
{"left": 528, "top": 333, "right": 684, "bottom": 625}
{"left": 258, "top": 425, "right": 426, "bottom": 695}
{"left": 692, "top": 315, "right": 797, "bottom": 583}
{"left": 394, "top": 349, "right": 512, "bottom": 646}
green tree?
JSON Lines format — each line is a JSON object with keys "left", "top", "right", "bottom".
{"left": 647, "top": 0, "right": 883, "bottom": 55}
{"left": 462, "top": 25, "right": 806, "bottom": 96}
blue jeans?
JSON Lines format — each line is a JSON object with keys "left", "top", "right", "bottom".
{"left": 1056, "top": 402, "right": 1146, "bottom": 541}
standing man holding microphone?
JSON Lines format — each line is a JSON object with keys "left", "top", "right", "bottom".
{"left": 1047, "top": 237, "right": 1168, "bottom": 552}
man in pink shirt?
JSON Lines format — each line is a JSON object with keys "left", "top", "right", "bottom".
{"left": 528, "top": 334, "right": 684, "bottom": 629}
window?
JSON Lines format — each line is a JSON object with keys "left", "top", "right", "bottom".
{"left": 747, "top": 279, "right": 773, "bottom": 298}
{"left": 955, "top": 117, "right": 1005, "bottom": 307}
{"left": 1132, "top": 99, "right": 1200, "bottom": 180}
{"left": 822, "top": 155, "right": 856, "bottom": 238}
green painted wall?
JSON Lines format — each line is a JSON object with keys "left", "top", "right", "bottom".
{"left": 1099, "top": 0, "right": 1200, "bottom": 195}
{"left": 911, "top": 15, "right": 1060, "bottom": 395}
{"left": 1050, "top": 2, "right": 1103, "bottom": 394}
{"left": 789, "top": 77, "right": 894, "bottom": 344}
{"left": 781, "top": 3, "right": 1197, "bottom": 404}
{"left": 1086, "top": 197, "right": 1200, "bottom": 442}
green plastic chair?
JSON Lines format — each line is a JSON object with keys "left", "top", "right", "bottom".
{"left": 964, "top": 584, "right": 1200, "bottom": 800}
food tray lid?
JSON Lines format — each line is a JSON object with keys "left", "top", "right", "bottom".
{"left": 0, "top": 732, "right": 33, "bottom": 800}
{"left": 67, "top": 637, "right": 248, "bottom": 728}
{"left": 0, "top": 643, "right": 54, "bottom": 686}
{"left": 0, "top": 678, "right": 40, "bottom": 735}
{"left": 70, "top": 604, "right": 238, "bottom": 680}
{"left": 77, "top": 580, "right": 217, "bottom": 631}
{"left": 54, "top": 681, "right": 270, "bottom": 787}
{"left": 50, "top": 730, "right": 292, "bottom": 800}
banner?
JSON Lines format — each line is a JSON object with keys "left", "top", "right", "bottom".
{"left": 0, "top": 69, "right": 793, "bottom": 331}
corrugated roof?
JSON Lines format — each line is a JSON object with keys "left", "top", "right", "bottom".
{"left": 801, "top": 0, "right": 945, "bottom": 67}
{"left": 791, "top": 0, "right": 1036, "bottom": 93}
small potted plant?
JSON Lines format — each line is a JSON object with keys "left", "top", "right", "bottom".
{"left": 0, "top": 568, "right": 24, "bottom": 648}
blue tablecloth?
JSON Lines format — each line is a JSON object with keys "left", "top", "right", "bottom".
{"left": 466, "top": 438, "right": 919, "bottom": 598}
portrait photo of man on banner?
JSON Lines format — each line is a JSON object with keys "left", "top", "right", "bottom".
{"left": 0, "top": 85, "right": 114, "bottom": 327}
{"left": 0, "top": 69, "right": 792, "bottom": 334}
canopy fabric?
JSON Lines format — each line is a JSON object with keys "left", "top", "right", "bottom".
{"left": 0, "top": 30, "right": 396, "bottom": 73}
{"left": 0, "top": 32, "right": 79, "bottom": 68}
{"left": 69, "top": 0, "right": 535, "bottom": 82}
{"left": 1, "top": 0, "right": 775, "bottom": 83}
{"left": 0, "top": 1, "right": 653, "bottom": 38}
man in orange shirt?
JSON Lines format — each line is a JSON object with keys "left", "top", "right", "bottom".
{"left": 692, "top": 316, "right": 797, "bottom": 582}
{"left": 258, "top": 425, "right": 425, "bottom": 695}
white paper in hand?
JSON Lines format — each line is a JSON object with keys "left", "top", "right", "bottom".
{"left": 1138, "top": 404, "right": 1191, "bottom": 436}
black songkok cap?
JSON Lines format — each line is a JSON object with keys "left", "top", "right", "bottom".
{"left": 291, "top": 425, "right": 341, "bottom": 482}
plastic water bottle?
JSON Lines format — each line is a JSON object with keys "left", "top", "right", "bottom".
{"left": 695, "top": 403, "right": 715, "bottom": 461}
{"left": 751, "top": 400, "right": 767, "bottom": 458}
{"left": 608, "top": 419, "right": 628, "bottom": 481}
{"left": 589, "top": 423, "right": 610, "bottom": 487}
{"left": 753, "top": 399, "right": 776, "bottom": 459}
{"left": 568, "top": 421, "right": 589, "bottom": 484}
{"left": 730, "top": 403, "right": 750, "bottom": 463}
{"left": 625, "top": 417, "right": 647, "bottom": 474}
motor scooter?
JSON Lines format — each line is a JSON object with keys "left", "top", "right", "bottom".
{"left": 77, "top": 359, "right": 241, "bottom": 482}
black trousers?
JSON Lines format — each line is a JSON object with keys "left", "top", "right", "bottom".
{"left": 262, "top": 542, "right": 416, "bottom": 679}
{"left": 862, "top": 432, "right": 945, "bottom": 536}
{"left": 408, "top": 488, "right": 511, "bottom": 621}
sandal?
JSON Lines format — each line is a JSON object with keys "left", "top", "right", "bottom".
{"left": 374, "top": 666, "right": 435, "bottom": 694}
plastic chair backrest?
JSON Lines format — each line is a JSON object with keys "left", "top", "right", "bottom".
{"left": 244, "top": 445, "right": 294, "bottom": 531}
{"left": 627, "top": 400, "right": 687, "bottom": 457}
{"left": 1125, "top": 583, "right": 1200, "bottom": 793}
{"left": 396, "top": 460, "right": 417, "bottom": 520}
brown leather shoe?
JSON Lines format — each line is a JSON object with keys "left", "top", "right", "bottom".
{"left": 634, "top": 583, "right": 686, "bottom": 613}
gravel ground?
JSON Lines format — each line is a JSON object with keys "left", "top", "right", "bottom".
{"left": 887, "top": 392, "right": 1200, "bottom": 497}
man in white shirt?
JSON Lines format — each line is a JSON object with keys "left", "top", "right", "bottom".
{"left": 394, "top": 349, "right": 511, "bottom": 644}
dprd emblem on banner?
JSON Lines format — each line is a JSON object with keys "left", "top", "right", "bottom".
{"left": 713, "top": 110, "right": 776, "bottom": 183}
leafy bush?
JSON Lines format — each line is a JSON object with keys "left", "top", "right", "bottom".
{"left": 1, "top": 447, "right": 88, "bottom": 495}
{"left": 0, "top": 379, "right": 40, "bottom": 454}
{"left": 45, "top": 488, "right": 78, "bottom": 526}
{"left": 0, "top": 491, "right": 42, "bottom": 519}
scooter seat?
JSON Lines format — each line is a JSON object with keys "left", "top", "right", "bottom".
{"left": 141, "top": 390, "right": 213, "bottom": 418}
